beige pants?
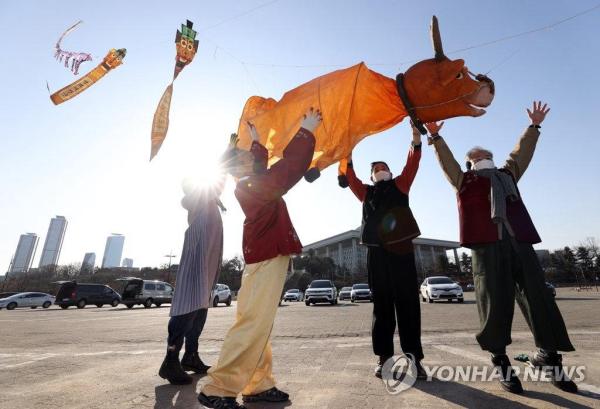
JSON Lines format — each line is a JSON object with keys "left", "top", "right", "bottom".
{"left": 202, "top": 255, "right": 290, "bottom": 397}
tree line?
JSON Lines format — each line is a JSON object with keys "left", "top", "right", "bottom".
{"left": 3, "top": 238, "right": 598, "bottom": 294}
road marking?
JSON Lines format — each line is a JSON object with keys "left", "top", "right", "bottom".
{"left": 0, "top": 348, "right": 221, "bottom": 369}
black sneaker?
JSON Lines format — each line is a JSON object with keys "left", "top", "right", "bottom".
{"left": 198, "top": 393, "right": 246, "bottom": 409}
{"left": 181, "top": 351, "right": 211, "bottom": 374}
{"left": 529, "top": 351, "right": 578, "bottom": 393}
{"left": 242, "top": 387, "right": 290, "bottom": 403}
{"left": 159, "top": 353, "right": 193, "bottom": 385}
{"left": 491, "top": 354, "right": 523, "bottom": 394}
{"left": 374, "top": 356, "right": 391, "bottom": 379}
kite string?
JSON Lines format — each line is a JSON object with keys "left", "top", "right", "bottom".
{"left": 208, "top": 2, "right": 599, "bottom": 69}
{"left": 199, "top": 0, "right": 284, "bottom": 33}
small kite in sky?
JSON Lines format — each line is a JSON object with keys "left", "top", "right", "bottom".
{"left": 150, "top": 20, "right": 200, "bottom": 160}
{"left": 49, "top": 48, "right": 126, "bottom": 105}
{"left": 54, "top": 20, "right": 93, "bottom": 75}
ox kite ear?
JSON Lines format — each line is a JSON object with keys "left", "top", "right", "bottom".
{"left": 438, "top": 59, "right": 466, "bottom": 86}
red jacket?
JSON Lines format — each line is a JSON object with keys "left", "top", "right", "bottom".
{"left": 458, "top": 170, "right": 541, "bottom": 247}
{"left": 235, "top": 128, "right": 315, "bottom": 264}
{"left": 345, "top": 145, "right": 421, "bottom": 201}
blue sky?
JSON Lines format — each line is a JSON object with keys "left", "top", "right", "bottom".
{"left": 1, "top": 0, "right": 599, "bottom": 270}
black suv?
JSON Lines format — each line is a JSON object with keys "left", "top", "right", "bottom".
{"left": 55, "top": 281, "right": 121, "bottom": 309}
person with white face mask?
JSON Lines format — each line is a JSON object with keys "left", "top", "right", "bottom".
{"left": 427, "top": 101, "right": 577, "bottom": 395}
{"left": 341, "top": 123, "right": 426, "bottom": 380}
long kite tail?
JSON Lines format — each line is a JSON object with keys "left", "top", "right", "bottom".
{"left": 55, "top": 20, "right": 84, "bottom": 52}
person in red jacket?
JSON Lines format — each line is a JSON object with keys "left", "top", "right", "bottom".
{"left": 343, "top": 123, "right": 426, "bottom": 380}
{"left": 199, "top": 108, "right": 322, "bottom": 409}
{"left": 427, "top": 101, "right": 576, "bottom": 395}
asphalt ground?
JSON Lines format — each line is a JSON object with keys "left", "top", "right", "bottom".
{"left": 1, "top": 288, "right": 599, "bottom": 409}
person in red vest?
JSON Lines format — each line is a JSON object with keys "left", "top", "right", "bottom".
{"left": 344, "top": 123, "right": 426, "bottom": 380}
{"left": 427, "top": 101, "right": 576, "bottom": 394}
{"left": 199, "top": 108, "right": 322, "bottom": 409}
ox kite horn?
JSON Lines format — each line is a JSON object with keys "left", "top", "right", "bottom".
{"left": 430, "top": 15, "right": 445, "bottom": 61}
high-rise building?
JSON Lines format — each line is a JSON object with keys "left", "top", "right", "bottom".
{"left": 39, "top": 216, "right": 68, "bottom": 268}
{"left": 102, "top": 234, "right": 125, "bottom": 268}
{"left": 121, "top": 258, "right": 133, "bottom": 268}
{"left": 10, "top": 233, "right": 39, "bottom": 273}
{"left": 81, "top": 252, "right": 96, "bottom": 274}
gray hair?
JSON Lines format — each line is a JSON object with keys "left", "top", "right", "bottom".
{"left": 465, "top": 146, "right": 493, "bottom": 161}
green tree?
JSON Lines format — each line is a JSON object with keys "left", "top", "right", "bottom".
{"left": 460, "top": 253, "right": 472, "bottom": 275}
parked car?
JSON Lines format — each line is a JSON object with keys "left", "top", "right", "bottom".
{"left": 305, "top": 280, "right": 338, "bottom": 306}
{"left": 420, "top": 276, "right": 464, "bottom": 303}
{"left": 546, "top": 282, "right": 556, "bottom": 298}
{"left": 211, "top": 283, "right": 232, "bottom": 307}
{"left": 283, "top": 289, "right": 304, "bottom": 302}
{"left": 351, "top": 283, "right": 372, "bottom": 302}
{"left": 55, "top": 282, "right": 121, "bottom": 309}
{"left": 117, "top": 278, "right": 173, "bottom": 308}
{"left": 0, "top": 292, "right": 55, "bottom": 310}
{"left": 465, "top": 283, "right": 475, "bottom": 292}
{"left": 338, "top": 287, "right": 352, "bottom": 301}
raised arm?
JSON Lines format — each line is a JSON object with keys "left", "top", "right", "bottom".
{"left": 426, "top": 122, "right": 464, "bottom": 191}
{"left": 254, "top": 108, "right": 322, "bottom": 195}
{"left": 504, "top": 101, "right": 549, "bottom": 182}
{"left": 345, "top": 153, "right": 367, "bottom": 202}
{"left": 395, "top": 124, "right": 423, "bottom": 194}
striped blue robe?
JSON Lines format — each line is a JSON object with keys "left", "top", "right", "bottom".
{"left": 170, "top": 183, "right": 224, "bottom": 317}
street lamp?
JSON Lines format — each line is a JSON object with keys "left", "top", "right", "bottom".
{"left": 164, "top": 252, "right": 176, "bottom": 283}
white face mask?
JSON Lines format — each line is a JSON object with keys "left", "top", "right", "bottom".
{"left": 472, "top": 158, "right": 495, "bottom": 170}
{"left": 372, "top": 170, "right": 392, "bottom": 182}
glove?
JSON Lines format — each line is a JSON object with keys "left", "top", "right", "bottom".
{"left": 300, "top": 107, "right": 323, "bottom": 133}
{"left": 246, "top": 121, "right": 260, "bottom": 142}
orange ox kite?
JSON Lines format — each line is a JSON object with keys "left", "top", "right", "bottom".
{"left": 236, "top": 16, "right": 495, "bottom": 185}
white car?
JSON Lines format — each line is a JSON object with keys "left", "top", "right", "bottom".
{"left": 211, "top": 284, "right": 232, "bottom": 307}
{"left": 0, "top": 292, "right": 56, "bottom": 310}
{"left": 350, "top": 283, "right": 372, "bottom": 302}
{"left": 305, "top": 280, "right": 338, "bottom": 306}
{"left": 420, "top": 276, "right": 464, "bottom": 303}
{"left": 283, "top": 289, "right": 304, "bottom": 302}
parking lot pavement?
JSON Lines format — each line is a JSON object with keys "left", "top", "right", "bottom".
{"left": 1, "top": 288, "right": 599, "bottom": 409}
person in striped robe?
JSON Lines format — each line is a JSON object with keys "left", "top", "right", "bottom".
{"left": 159, "top": 143, "right": 229, "bottom": 385}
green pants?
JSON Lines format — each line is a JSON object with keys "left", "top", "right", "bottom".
{"left": 471, "top": 236, "right": 574, "bottom": 353}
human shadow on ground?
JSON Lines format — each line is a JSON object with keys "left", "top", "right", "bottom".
{"left": 524, "top": 389, "right": 597, "bottom": 408}
{"left": 154, "top": 375, "right": 206, "bottom": 409}
{"left": 414, "top": 378, "right": 596, "bottom": 409}
{"left": 413, "top": 378, "right": 535, "bottom": 408}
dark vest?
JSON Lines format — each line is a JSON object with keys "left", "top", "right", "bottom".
{"left": 457, "top": 169, "right": 541, "bottom": 247}
{"left": 361, "top": 180, "right": 421, "bottom": 246}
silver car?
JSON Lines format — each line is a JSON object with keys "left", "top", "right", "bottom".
{"left": 283, "top": 289, "right": 304, "bottom": 302}
{"left": 118, "top": 278, "right": 174, "bottom": 309}
{"left": 211, "top": 284, "right": 232, "bottom": 307}
{"left": 0, "top": 292, "right": 55, "bottom": 310}
{"left": 338, "top": 287, "right": 352, "bottom": 301}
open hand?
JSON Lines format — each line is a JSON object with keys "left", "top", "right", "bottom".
{"left": 246, "top": 121, "right": 260, "bottom": 142}
{"left": 424, "top": 121, "right": 444, "bottom": 135}
{"left": 527, "top": 101, "right": 550, "bottom": 126}
{"left": 301, "top": 107, "right": 323, "bottom": 133}
{"left": 228, "top": 133, "right": 239, "bottom": 149}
